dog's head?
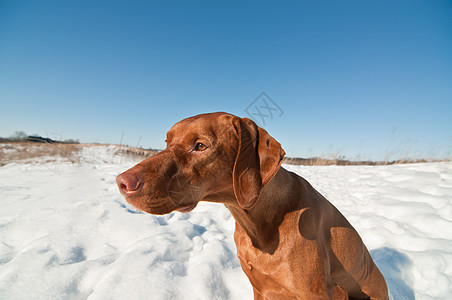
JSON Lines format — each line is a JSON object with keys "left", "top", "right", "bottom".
{"left": 116, "top": 112, "right": 285, "bottom": 215}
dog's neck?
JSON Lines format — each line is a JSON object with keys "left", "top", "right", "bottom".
{"left": 226, "top": 167, "right": 302, "bottom": 254}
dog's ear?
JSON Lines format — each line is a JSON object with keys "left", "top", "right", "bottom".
{"left": 257, "top": 126, "right": 286, "bottom": 186}
{"left": 232, "top": 117, "right": 285, "bottom": 209}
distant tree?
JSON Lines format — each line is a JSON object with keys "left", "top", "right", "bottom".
{"left": 10, "top": 131, "right": 27, "bottom": 141}
{"left": 63, "top": 138, "right": 80, "bottom": 144}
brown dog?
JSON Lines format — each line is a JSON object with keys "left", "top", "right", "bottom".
{"left": 116, "top": 112, "right": 388, "bottom": 299}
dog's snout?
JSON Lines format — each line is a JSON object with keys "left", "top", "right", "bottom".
{"left": 116, "top": 172, "right": 142, "bottom": 195}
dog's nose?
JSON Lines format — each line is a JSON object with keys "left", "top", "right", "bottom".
{"left": 116, "top": 172, "right": 142, "bottom": 195}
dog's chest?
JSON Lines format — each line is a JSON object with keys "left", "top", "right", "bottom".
{"left": 233, "top": 223, "right": 304, "bottom": 297}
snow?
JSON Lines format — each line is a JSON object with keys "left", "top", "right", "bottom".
{"left": 1, "top": 145, "right": 451, "bottom": 299}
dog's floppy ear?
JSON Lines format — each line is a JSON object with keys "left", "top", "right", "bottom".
{"left": 232, "top": 117, "right": 285, "bottom": 209}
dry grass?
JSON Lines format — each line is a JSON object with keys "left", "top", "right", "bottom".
{"left": 0, "top": 142, "right": 159, "bottom": 166}
{"left": 114, "top": 145, "right": 157, "bottom": 159}
{"left": 282, "top": 157, "right": 376, "bottom": 166}
{"left": 283, "top": 156, "right": 449, "bottom": 166}
{"left": 0, "top": 142, "right": 81, "bottom": 166}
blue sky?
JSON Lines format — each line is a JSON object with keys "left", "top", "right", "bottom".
{"left": 1, "top": 0, "right": 451, "bottom": 160}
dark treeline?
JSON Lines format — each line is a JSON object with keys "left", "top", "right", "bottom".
{"left": 0, "top": 131, "right": 79, "bottom": 144}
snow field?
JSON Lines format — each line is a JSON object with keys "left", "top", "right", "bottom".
{"left": 284, "top": 163, "right": 452, "bottom": 299}
{"left": 0, "top": 145, "right": 451, "bottom": 299}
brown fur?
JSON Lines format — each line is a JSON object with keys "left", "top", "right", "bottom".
{"left": 117, "top": 112, "right": 388, "bottom": 299}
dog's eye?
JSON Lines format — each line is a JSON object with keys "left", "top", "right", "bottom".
{"left": 194, "top": 142, "right": 207, "bottom": 151}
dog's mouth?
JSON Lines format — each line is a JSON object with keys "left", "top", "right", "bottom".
{"left": 122, "top": 192, "right": 198, "bottom": 215}
{"left": 176, "top": 203, "right": 197, "bottom": 213}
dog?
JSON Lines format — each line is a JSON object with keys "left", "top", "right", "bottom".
{"left": 116, "top": 112, "right": 388, "bottom": 299}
